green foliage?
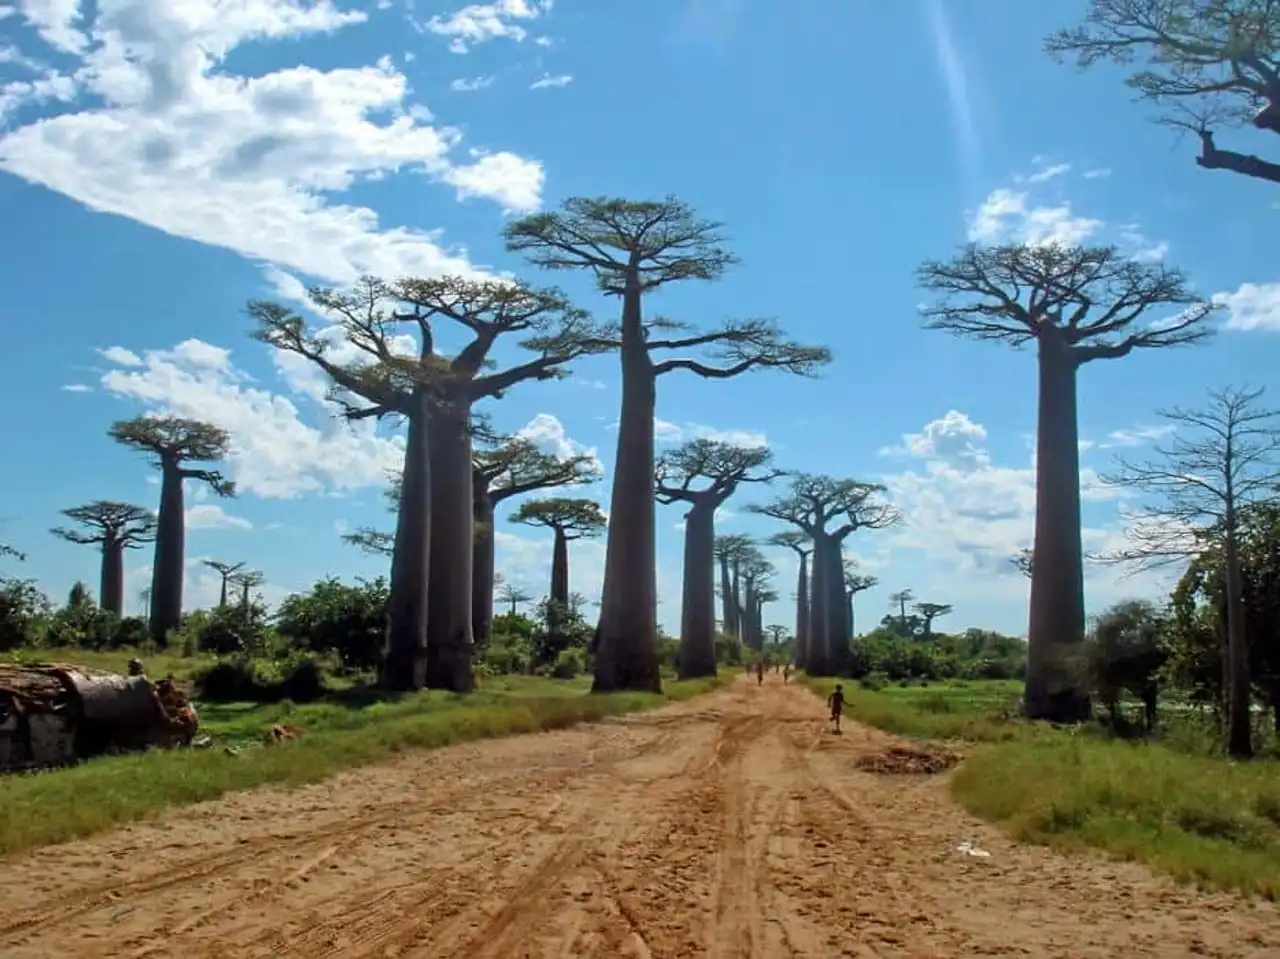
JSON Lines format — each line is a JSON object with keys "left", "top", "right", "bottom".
{"left": 274, "top": 576, "right": 388, "bottom": 670}
{"left": 191, "top": 653, "right": 328, "bottom": 703}
{"left": 0, "top": 578, "right": 51, "bottom": 651}
{"left": 1085, "top": 600, "right": 1168, "bottom": 728}
{"left": 847, "top": 627, "right": 1027, "bottom": 683}
{"left": 175, "top": 600, "right": 270, "bottom": 656}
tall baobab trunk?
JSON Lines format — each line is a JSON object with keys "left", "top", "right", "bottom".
{"left": 101, "top": 537, "right": 125, "bottom": 617}
{"left": 679, "top": 502, "right": 718, "bottom": 678}
{"left": 594, "top": 279, "right": 661, "bottom": 693}
{"left": 719, "top": 552, "right": 735, "bottom": 637}
{"left": 1025, "top": 335, "right": 1091, "bottom": 722}
{"left": 1223, "top": 521, "right": 1253, "bottom": 757}
{"left": 149, "top": 461, "right": 186, "bottom": 643}
{"left": 426, "top": 407, "right": 476, "bottom": 692}
{"left": 730, "top": 559, "right": 743, "bottom": 638}
{"left": 795, "top": 553, "right": 809, "bottom": 667}
{"left": 743, "top": 579, "right": 759, "bottom": 650}
{"left": 846, "top": 588, "right": 854, "bottom": 642}
{"left": 217, "top": 574, "right": 229, "bottom": 608}
{"left": 808, "top": 536, "right": 830, "bottom": 675}
{"left": 822, "top": 538, "right": 851, "bottom": 674}
{"left": 472, "top": 484, "right": 496, "bottom": 649}
{"left": 550, "top": 527, "right": 569, "bottom": 606}
{"left": 383, "top": 391, "right": 431, "bottom": 691}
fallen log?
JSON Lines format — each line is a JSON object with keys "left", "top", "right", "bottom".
{"left": 0, "top": 663, "right": 199, "bottom": 773}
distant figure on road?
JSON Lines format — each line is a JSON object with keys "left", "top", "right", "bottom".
{"left": 756, "top": 661, "right": 764, "bottom": 686}
{"left": 827, "top": 683, "right": 846, "bottom": 734}
{"left": 782, "top": 665, "right": 791, "bottom": 684}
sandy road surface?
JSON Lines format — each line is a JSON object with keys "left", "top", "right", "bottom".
{"left": 2, "top": 678, "right": 1279, "bottom": 958}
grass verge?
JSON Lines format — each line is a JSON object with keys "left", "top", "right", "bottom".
{"left": 0, "top": 672, "right": 731, "bottom": 858}
{"left": 799, "top": 675, "right": 1280, "bottom": 900}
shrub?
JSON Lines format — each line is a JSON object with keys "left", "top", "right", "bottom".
{"left": 274, "top": 576, "right": 387, "bottom": 670}
{"left": 552, "top": 647, "right": 587, "bottom": 679}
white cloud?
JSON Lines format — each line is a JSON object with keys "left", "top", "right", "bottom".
{"left": 515, "top": 412, "right": 601, "bottom": 469}
{"left": 878, "top": 411, "right": 1141, "bottom": 602}
{"left": 1099, "top": 424, "right": 1176, "bottom": 448}
{"left": 1025, "top": 162, "right": 1070, "bottom": 184}
{"left": 1214, "top": 282, "right": 1280, "bottom": 332}
{"left": 186, "top": 503, "right": 252, "bottom": 530}
{"left": 652, "top": 418, "right": 769, "bottom": 448}
{"left": 0, "top": 0, "right": 544, "bottom": 295}
{"left": 1082, "top": 168, "right": 1111, "bottom": 179}
{"left": 424, "top": 0, "right": 551, "bottom": 54}
{"left": 529, "top": 73, "right": 571, "bottom": 90}
{"left": 98, "top": 345, "right": 142, "bottom": 366}
{"left": 99, "top": 337, "right": 405, "bottom": 499}
{"left": 60, "top": 382, "right": 91, "bottom": 392}
{"left": 14, "top": 0, "right": 86, "bottom": 54}
{"left": 967, "top": 187, "right": 1102, "bottom": 247}
{"left": 450, "top": 75, "right": 494, "bottom": 92}
{"left": 1118, "top": 224, "right": 1169, "bottom": 263}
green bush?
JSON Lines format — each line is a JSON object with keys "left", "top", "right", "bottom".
{"left": 552, "top": 646, "right": 587, "bottom": 679}
{"left": 274, "top": 576, "right": 388, "bottom": 670}
{"left": 192, "top": 653, "right": 329, "bottom": 703}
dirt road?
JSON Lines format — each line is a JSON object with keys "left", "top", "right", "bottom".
{"left": 1, "top": 677, "right": 1277, "bottom": 958}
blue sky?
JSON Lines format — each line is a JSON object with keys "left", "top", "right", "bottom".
{"left": 0, "top": 0, "right": 1276, "bottom": 637}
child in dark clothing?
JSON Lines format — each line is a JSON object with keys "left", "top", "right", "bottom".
{"left": 827, "top": 683, "right": 846, "bottom": 734}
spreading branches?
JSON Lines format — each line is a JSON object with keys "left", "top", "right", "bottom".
{"left": 1100, "top": 386, "right": 1280, "bottom": 570}
{"left": 109, "top": 417, "right": 236, "bottom": 495}
{"left": 844, "top": 559, "right": 878, "bottom": 596}
{"left": 1011, "top": 548, "right": 1035, "bottom": 579}
{"left": 918, "top": 244, "right": 1217, "bottom": 360}
{"left": 343, "top": 529, "right": 394, "bottom": 557}
{"left": 0, "top": 542, "right": 22, "bottom": 562}
{"left": 477, "top": 436, "right": 601, "bottom": 503}
{"left": 510, "top": 498, "right": 607, "bottom": 540}
{"left": 750, "top": 473, "right": 900, "bottom": 539}
{"left": 505, "top": 196, "right": 738, "bottom": 295}
{"left": 1046, "top": 0, "right": 1280, "bottom": 184}
{"left": 914, "top": 601, "right": 954, "bottom": 621}
{"left": 768, "top": 530, "right": 812, "bottom": 556}
{"left": 51, "top": 502, "right": 157, "bottom": 548}
{"left": 648, "top": 317, "right": 831, "bottom": 379}
{"left": 654, "top": 439, "right": 780, "bottom": 506}
{"left": 250, "top": 275, "right": 609, "bottom": 416}
{"left": 496, "top": 582, "right": 533, "bottom": 612}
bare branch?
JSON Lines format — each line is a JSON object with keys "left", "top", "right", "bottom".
{"left": 51, "top": 501, "right": 157, "bottom": 549}
{"left": 919, "top": 243, "right": 1217, "bottom": 359}
{"left": 654, "top": 439, "right": 779, "bottom": 506}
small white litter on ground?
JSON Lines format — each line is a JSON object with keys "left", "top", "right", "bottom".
{"left": 956, "top": 840, "right": 991, "bottom": 858}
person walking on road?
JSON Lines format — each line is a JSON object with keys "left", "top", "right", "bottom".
{"left": 782, "top": 664, "right": 791, "bottom": 684}
{"left": 756, "top": 661, "right": 765, "bottom": 686}
{"left": 827, "top": 683, "right": 846, "bottom": 734}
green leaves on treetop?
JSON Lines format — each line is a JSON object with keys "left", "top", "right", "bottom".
{"left": 510, "top": 498, "right": 607, "bottom": 539}
{"left": 655, "top": 438, "right": 779, "bottom": 504}
{"left": 108, "top": 416, "right": 236, "bottom": 497}
{"left": 916, "top": 243, "right": 1217, "bottom": 356}
{"left": 51, "top": 501, "right": 156, "bottom": 547}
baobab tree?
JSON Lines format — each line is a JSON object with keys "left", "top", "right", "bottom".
{"left": 1047, "top": 0, "right": 1280, "bottom": 187}
{"left": 474, "top": 436, "right": 600, "bottom": 646}
{"left": 510, "top": 498, "right": 607, "bottom": 638}
{"left": 506, "top": 196, "right": 830, "bottom": 692}
{"left": 769, "top": 530, "right": 812, "bottom": 666}
{"left": 764, "top": 623, "right": 788, "bottom": 648}
{"left": 844, "top": 564, "right": 877, "bottom": 639}
{"left": 888, "top": 589, "right": 916, "bottom": 633}
{"left": 109, "top": 416, "right": 234, "bottom": 642}
{"left": 656, "top": 439, "right": 779, "bottom": 678}
{"left": 914, "top": 601, "right": 953, "bottom": 642}
{"left": 751, "top": 474, "right": 900, "bottom": 675}
{"left": 918, "top": 243, "right": 1215, "bottom": 721}
{"left": 230, "top": 569, "right": 263, "bottom": 608}
{"left": 737, "top": 548, "right": 775, "bottom": 651}
{"left": 50, "top": 501, "right": 156, "bottom": 616}
{"left": 496, "top": 582, "right": 534, "bottom": 616}
{"left": 203, "top": 559, "right": 246, "bottom": 608}
{"left": 714, "top": 533, "right": 755, "bottom": 639}
{"left": 1100, "top": 386, "right": 1280, "bottom": 758}
{"left": 251, "top": 275, "right": 605, "bottom": 691}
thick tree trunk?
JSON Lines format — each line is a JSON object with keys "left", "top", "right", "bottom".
{"left": 824, "top": 536, "right": 851, "bottom": 675}
{"left": 472, "top": 489, "right": 496, "bottom": 649}
{"left": 593, "top": 282, "right": 661, "bottom": 693}
{"left": 382, "top": 395, "right": 431, "bottom": 691}
{"left": 550, "top": 528, "right": 569, "bottom": 606}
{"left": 100, "top": 539, "right": 125, "bottom": 617}
{"left": 743, "top": 581, "right": 758, "bottom": 650}
{"left": 846, "top": 590, "right": 854, "bottom": 640}
{"left": 426, "top": 407, "right": 476, "bottom": 692}
{"left": 795, "top": 553, "right": 809, "bottom": 667}
{"left": 1025, "top": 338, "right": 1092, "bottom": 722}
{"left": 217, "top": 576, "right": 229, "bottom": 608}
{"left": 149, "top": 463, "right": 185, "bottom": 643}
{"left": 678, "top": 502, "right": 718, "bottom": 678}
{"left": 1223, "top": 532, "right": 1253, "bottom": 757}
{"left": 729, "top": 561, "right": 742, "bottom": 637}
{"left": 808, "top": 536, "right": 830, "bottom": 675}
{"left": 719, "top": 553, "right": 733, "bottom": 637}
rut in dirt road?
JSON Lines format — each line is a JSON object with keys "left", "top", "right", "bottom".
{"left": 1, "top": 677, "right": 1279, "bottom": 958}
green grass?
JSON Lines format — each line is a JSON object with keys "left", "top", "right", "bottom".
{"left": 4, "top": 645, "right": 218, "bottom": 682}
{"left": 0, "top": 668, "right": 730, "bottom": 858}
{"left": 800, "top": 675, "right": 1280, "bottom": 900}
